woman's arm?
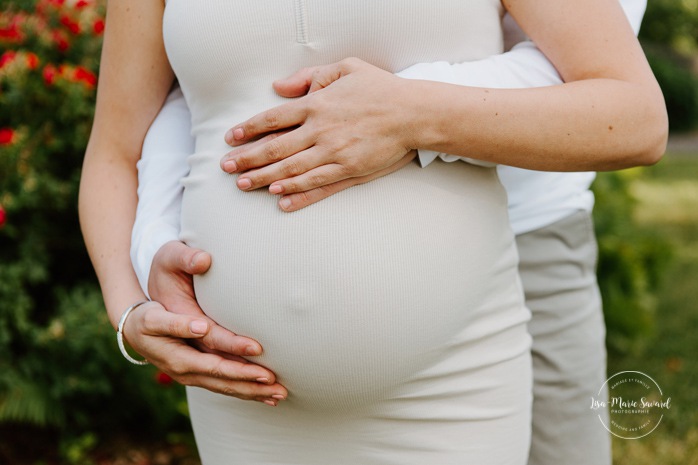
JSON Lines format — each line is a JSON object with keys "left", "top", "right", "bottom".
{"left": 414, "top": 0, "right": 666, "bottom": 169}
{"left": 80, "top": 1, "right": 174, "bottom": 325}
{"left": 400, "top": 0, "right": 647, "bottom": 168}
{"left": 79, "top": 1, "right": 286, "bottom": 404}
{"left": 218, "top": 0, "right": 666, "bottom": 200}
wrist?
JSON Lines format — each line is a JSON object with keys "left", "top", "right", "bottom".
{"left": 399, "top": 79, "right": 446, "bottom": 152}
{"left": 394, "top": 64, "right": 458, "bottom": 152}
{"left": 117, "top": 300, "right": 151, "bottom": 365}
{"left": 104, "top": 287, "right": 149, "bottom": 330}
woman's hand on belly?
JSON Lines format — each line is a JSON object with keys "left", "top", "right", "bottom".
{"left": 129, "top": 242, "right": 289, "bottom": 406}
{"left": 219, "top": 58, "right": 417, "bottom": 204}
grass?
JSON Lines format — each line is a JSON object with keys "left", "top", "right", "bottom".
{"left": 606, "top": 153, "right": 698, "bottom": 465}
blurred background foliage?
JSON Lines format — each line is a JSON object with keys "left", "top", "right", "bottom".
{"left": 0, "top": 1, "right": 191, "bottom": 463}
{"left": 641, "top": 0, "right": 698, "bottom": 130}
{"left": 0, "top": 0, "right": 696, "bottom": 464}
{"left": 592, "top": 170, "right": 673, "bottom": 355}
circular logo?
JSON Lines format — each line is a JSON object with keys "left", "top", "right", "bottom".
{"left": 591, "top": 371, "right": 672, "bottom": 439}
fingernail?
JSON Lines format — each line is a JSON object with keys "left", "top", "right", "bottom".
{"left": 223, "top": 159, "right": 238, "bottom": 172}
{"left": 190, "top": 320, "right": 208, "bottom": 334}
{"left": 269, "top": 183, "right": 283, "bottom": 194}
{"left": 256, "top": 377, "right": 270, "bottom": 384}
{"left": 237, "top": 178, "right": 252, "bottom": 190}
{"left": 190, "top": 251, "right": 202, "bottom": 269}
{"left": 271, "top": 394, "right": 286, "bottom": 400}
{"left": 233, "top": 127, "right": 245, "bottom": 140}
{"left": 279, "top": 197, "right": 292, "bottom": 211}
{"left": 263, "top": 399, "right": 277, "bottom": 407}
{"left": 245, "top": 345, "right": 261, "bottom": 356}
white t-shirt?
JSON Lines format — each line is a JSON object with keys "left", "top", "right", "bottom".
{"left": 131, "top": 1, "right": 647, "bottom": 295}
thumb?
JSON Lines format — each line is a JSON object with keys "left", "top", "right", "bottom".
{"left": 306, "top": 62, "right": 344, "bottom": 93}
{"left": 186, "top": 249, "right": 212, "bottom": 275}
{"left": 157, "top": 240, "right": 212, "bottom": 275}
{"left": 141, "top": 306, "right": 211, "bottom": 339}
{"left": 273, "top": 66, "right": 316, "bottom": 97}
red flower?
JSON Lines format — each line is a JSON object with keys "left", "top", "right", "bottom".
{"left": 92, "top": 19, "right": 105, "bottom": 35}
{"left": 52, "top": 30, "right": 70, "bottom": 52}
{"left": 75, "top": 0, "right": 90, "bottom": 8}
{"left": 25, "top": 52, "right": 40, "bottom": 70}
{"left": 0, "top": 23, "right": 22, "bottom": 42}
{"left": 0, "top": 205, "right": 6, "bottom": 229}
{"left": 0, "top": 128, "right": 15, "bottom": 145}
{"left": 73, "top": 66, "right": 97, "bottom": 87}
{"left": 0, "top": 14, "right": 24, "bottom": 42}
{"left": 0, "top": 51, "right": 16, "bottom": 68}
{"left": 43, "top": 64, "right": 57, "bottom": 85}
{"left": 155, "top": 372, "right": 174, "bottom": 385}
{"left": 60, "top": 15, "right": 81, "bottom": 35}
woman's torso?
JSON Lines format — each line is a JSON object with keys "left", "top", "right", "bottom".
{"left": 164, "top": 0, "right": 504, "bottom": 155}
{"left": 163, "top": 1, "right": 528, "bottom": 412}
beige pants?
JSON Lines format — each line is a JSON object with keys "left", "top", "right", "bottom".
{"left": 516, "top": 210, "right": 611, "bottom": 465}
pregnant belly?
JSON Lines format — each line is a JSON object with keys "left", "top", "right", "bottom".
{"left": 180, "top": 153, "right": 521, "bottom": 411}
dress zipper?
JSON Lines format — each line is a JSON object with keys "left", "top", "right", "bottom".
{"left": 294, "top": 0, "right": 309, "bottom": 44}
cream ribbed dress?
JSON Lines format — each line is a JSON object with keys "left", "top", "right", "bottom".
{"left": 164, "top": 1, "right": 532, "bottom": 463}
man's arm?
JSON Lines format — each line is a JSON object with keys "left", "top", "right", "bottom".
{"left": 130, "top": 86, "right": 193, "bottom": 294}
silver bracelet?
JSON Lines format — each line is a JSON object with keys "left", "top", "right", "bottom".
{"left": 117, "top": 300, "right": 150, "bottom": 366}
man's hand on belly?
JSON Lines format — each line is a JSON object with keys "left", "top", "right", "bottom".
{"left": 146, "top": 240, "right": 288, "bottom": 405}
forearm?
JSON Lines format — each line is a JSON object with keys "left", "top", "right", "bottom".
{"left": 80, "top": 146, "right": 146, "bottom": 328}
{"left": 396, "top": 42, "right": 562, "bottom": 167}
{"left": 78, "top": 0, "right": 173, "bottom": 326}
{"left": 406, "top": 76, "right": 665, "bottom": 171}
{"left": 404, "top": 0, "right": 665, "bottom": 171}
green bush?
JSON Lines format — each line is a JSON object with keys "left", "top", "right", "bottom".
{"left": 640, "top": 0, "right": 698, "bottom": 53}
{"left": 0, "top": 0, "right": 189, "bottom": 457}
{"left": 593, "top": 170, "right": 673, "bottom": 355}
{"left": 643, "top": 43, "right": 698, "bottom": 132}
{"left": 639, "top": 0, "right": 698, "bottom": 132}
